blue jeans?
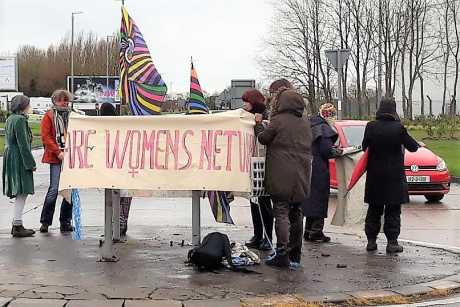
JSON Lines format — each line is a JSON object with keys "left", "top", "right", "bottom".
{"left": 40, "top": 163, "right": 72, "bottom": 226}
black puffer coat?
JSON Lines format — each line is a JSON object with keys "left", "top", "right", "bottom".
{"left": 302, "top": 115, "right": 338, "bottom": 218}
{"left": 362, "top": 101, "right": 419, "bottom": 205}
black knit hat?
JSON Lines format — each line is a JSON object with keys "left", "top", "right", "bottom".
{"left": 376, "top": 97, "right": 399, "bottom": 121}
{"left": 100, "top": 103, "right": 117, "bottom": 116}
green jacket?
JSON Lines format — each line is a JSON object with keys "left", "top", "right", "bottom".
{"left": 2, "top": 114, "right": 36, "bottom": 198}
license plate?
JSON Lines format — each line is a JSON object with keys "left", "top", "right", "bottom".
{"left": 406, "top": 176, "right": 430, "bottom": 183}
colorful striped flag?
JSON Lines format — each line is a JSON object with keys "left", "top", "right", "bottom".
{"left": 186, "top": 59, "right": 209, "bottom": 114}
{"left": 207, "top": 191, "right": 235, "bottom": 224}
{"left": 119, "top": 6, "right": 167, "bottom": 115}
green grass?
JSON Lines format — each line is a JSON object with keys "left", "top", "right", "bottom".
{"left": 408, "top": 129, "right": 460, "bottom": 177}
{"left": 0, "top": 121, "right": 42, "bottom": 155}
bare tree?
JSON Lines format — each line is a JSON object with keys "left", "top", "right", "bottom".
{"left": 17, "top": 32, "right": 118, "bottom": 97}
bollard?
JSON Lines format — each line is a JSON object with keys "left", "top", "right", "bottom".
{"left": 192, "top": 190, "right": 201, "bottom": 246}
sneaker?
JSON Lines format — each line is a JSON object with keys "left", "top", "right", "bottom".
{"left": 366, "top": 239, "right": 378, "bottom": 251}
{"left": 12, "top": 225, "right": 35, "bottom": 238}
{"left": 60, "top": 224, "right": 75, "bottom": 233}
{"left": 386, "top": 241, "right": 403, "bottom": 254}
{"left": 265, "top": 251, "right": 290, "bottom": 268}
{"left": 39, "top": 224, "right": 49, "bottom": 233}
{"left": 289, "top": 261, "right": 302, "bottom": 270}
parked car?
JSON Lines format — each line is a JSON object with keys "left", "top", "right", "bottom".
{"left": 330, "top": 120, "right": 451, "bottom": 203}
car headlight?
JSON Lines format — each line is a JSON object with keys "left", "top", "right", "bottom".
{"left": 436, "top": 159, "right": 447, "bottom": 171}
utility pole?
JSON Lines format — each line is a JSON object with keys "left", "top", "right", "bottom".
{"left": 71, "top": 11, "right": 83, "bottom": 94}
{"left": 106, "top": 35, "right": 113, "bottom": 93}
{"left": 377, "top": 0, "right": 383, "bottom": 105}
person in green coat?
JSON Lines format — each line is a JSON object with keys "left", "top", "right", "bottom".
{"left": 2, "top": 95, "right": 36, "bottom": 237}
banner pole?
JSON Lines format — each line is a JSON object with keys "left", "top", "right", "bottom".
{"left": 192, "top": 190, "right": 201, "bottom": 246}
{"left": 112, "top": 189, "right": 121, "bottom": 242}
{"left": 100, "top": 189, "right": 119, "bottom": 262}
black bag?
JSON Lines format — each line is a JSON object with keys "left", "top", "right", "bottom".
{"left": 187, "top": 232, "right": 232, "bottom": 271}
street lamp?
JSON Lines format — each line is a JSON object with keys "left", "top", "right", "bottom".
{"left": 106, "top": 35, "right": 114, "bottom": 93}
{"left": 71, "top": 11, "right": 84, "bottom": 95}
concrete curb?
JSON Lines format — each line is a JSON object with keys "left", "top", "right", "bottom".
{"left": 452, "top": 176, "right": 460, "bottom": 184}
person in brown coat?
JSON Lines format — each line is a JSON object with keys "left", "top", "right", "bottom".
{"left": 255, "top": 79, "right": 313, "bottom": 268}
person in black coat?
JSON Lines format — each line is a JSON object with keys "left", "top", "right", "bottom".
{"left": 302, "top": 103, "right": 342, "bottom": 243}
{"left": 242, "top": 89, "right": 274, "bottom": 251}
{"left": 362, "top": 98, "right": 419, "bottom": 254}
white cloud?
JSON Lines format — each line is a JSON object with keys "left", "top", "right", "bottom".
{"left": 0, "top": 0, "right": 273, "bottom": 93}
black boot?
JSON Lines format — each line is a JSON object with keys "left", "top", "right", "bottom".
{"left": 265, "top": 249, "right": 290, "bottom": 268}
{"left": 12, "top": 225, "right": 35, "bottom": 238}
{"left": 60, "top": 223, "right": 74, "bottom": 233}
{"left": 258, "top": 238, "right": 273, "bottom": 251}
{"left": 246, "top": 236, "right": 262, "bottom": 249}
{"left": 120, "top": 225, "right": 127, "bottom": 237}
{"left": 366, "top": 239, "right": 378, "bottom": 251}
{"left": 309, "top": 232, "right": 331, "bottom": 243}
{"left": 386, "top": 241, "right": 403, "bottom": 254}
{"left": 40, "top": 224, "right": 49, "bottom": 233}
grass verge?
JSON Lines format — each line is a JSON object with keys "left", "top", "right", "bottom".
{"left": 408, "top": 129, "right": 460, "bottom": 177}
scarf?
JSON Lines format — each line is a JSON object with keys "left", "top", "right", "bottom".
{"left": 52, "top": 106, "right": 70, "bottom": 150}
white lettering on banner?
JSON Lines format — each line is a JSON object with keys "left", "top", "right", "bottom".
{"left": 59, "top": 109, "right": 255, "bottom": 192}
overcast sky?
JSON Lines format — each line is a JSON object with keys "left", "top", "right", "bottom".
{"left": 0, "top": 0, "right": 273, "bottom": 94}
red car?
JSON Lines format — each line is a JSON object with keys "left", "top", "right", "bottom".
{"left": 330, "top": 120, "right": 451, "bottom": 203}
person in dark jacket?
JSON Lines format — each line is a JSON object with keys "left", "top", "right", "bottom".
{"left": 2, "top": 95, "right": 36, "bottom": 237}
{"left": 302, "top": 103, "right": 342, "bottom": 243}
{"left": 99, "top": 103, "right": 132, "bottom": 236}
{"left": 242, "top": 89, "right": 273, "bottom": 251}
{"left": 256, "top": 80, "right": 313, "bottom": 267}
{"left": 362, "top": 98, "right": 419, "bottom": 253}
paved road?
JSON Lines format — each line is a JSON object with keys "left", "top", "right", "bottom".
{"left": 1, "top": 149, "right": 459, "bottom": 251}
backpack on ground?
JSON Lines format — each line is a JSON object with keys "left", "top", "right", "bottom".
{"left": 187, "top": 232, "right": 259, "bottom": 273}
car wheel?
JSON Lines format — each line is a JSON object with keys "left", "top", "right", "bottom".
{"left": 425, "top": 194, "right": 444, "bottom": 203}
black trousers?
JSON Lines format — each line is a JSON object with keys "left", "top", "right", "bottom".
{"left": 249, "top": 196, "right": 273, "bottom": 241}
{"left": 365, "top": 203, "right": 402, "bottom": 242}
{"left": 305, "top": 217, "right": 325, "bottom": 237}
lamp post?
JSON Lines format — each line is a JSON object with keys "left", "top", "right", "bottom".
{"left": 106, "top": 35, "right": 114, "bottom": 93}
{"left": 71, "top": 11, "right": 83, "bottom": 94}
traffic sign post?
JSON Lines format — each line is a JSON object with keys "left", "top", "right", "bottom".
{"left": 325, "top": 49, "right": 351, "bottom": 120}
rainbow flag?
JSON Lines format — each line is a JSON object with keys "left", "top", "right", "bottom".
{"left": 119, "top": 6, "right": 167, "bottom": 115}
{"left": 207, "top": 191, "right": 235, "bottom": 224}
{"left": 186, "top": 59, "right": 209, "bottom": 114}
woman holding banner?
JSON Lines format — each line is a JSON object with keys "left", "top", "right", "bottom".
{"left": 242, "top": 89, "right": 273, "bottom": 251}
{"left": 2, "top": 95, "right": 37, "bottom": 237}
{"left": 302, "top": 103, "right": 342, "bottom": 243}
{"left": 255, "top": 80, "right": 312, "bottom": 268}
{"left": 39, "top": 90, "right": 74, "bottom": 233}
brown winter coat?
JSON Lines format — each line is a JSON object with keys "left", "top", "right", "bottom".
{"left": 255, "top": 89, "right": 313, "bottom": 203}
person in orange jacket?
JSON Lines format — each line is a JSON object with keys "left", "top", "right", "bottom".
{"left": 39, "top": 89, "right": 74, "bottom": 233}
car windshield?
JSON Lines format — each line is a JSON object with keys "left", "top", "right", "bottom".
{"left": 341, "top": 125, "right": 366, "bottom": 147}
